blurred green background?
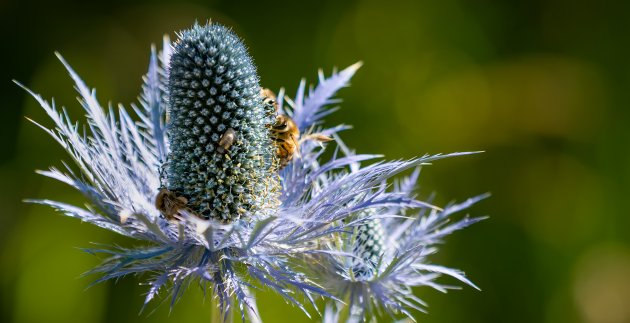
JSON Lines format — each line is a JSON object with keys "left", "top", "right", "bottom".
{"left": 2, "top": 0, "right": 630, "bottom": 322}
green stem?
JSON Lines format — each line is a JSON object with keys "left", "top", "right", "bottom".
{"left": 210, "top": 296, "right": 222, "bottom": 323}
{"left": 337, "top": 297, "right": 352, "bottom": 323}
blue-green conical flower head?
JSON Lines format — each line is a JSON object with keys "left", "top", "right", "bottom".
{"left": 166, "top": 23, "right": 277, "bottom": 221}
{"left": 351, "top": 217, "right": 385, "bottom": 280}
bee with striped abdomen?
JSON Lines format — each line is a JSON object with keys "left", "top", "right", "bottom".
{"left": 155, "top": 188, "right": 189, "bottom": 221}
{"left": 262, "top": 87, "right": 333, "bottom": 168}
{"left": 270, "top": 114, "right": 300, "bottom": 168}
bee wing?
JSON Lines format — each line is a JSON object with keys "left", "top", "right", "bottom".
{"left": 291, "top": 134, "right": 302, "bottom": 158}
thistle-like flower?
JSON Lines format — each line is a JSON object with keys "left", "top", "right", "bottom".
{"left": 19, "top": 22, "right": 486, "bottom": 322}
{"left": 166, "top": 24, "right": 277, "bottom": 222}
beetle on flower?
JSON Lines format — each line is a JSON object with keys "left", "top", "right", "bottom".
{"left": 18, "top": 22, "right": 487, "bottom": 322}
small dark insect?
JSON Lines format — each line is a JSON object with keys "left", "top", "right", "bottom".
{"left": 218, "top": 128, "right": 237, "bottom": 153}
{"left": 261, "top": 88, "right": 279, "bottom": 112}
{"left": 155, "top": 188, "right": 189, "bottom": 221}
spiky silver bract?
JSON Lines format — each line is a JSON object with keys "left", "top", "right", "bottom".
{"left": 20, "top": 22, "right": 486, "bottom": 322}
{"left": 167, "top": 24, "right": 277, "bottom": 221}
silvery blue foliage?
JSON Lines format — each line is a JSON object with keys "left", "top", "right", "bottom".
{"left": 19, "top": 23, "right": 486, "bottom": 322}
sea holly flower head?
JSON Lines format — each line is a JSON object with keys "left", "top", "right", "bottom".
{"left": 166, "top": 24, "right": 278, "bottom": 222}
{"left": 19, "top": 21, "right": 486, "bottom": 322}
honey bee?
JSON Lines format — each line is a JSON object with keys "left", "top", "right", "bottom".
{"left": 218, "top": 128, "right": 237, "bottom": 153}
{"left": 155, "top": 188, "right": 189, "bottom": 221}
{"left": 270, "top": 114, "right": 300, "bottom": 168}
{"left": 262, "top": 87, "right": 333, "bottom": 168}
